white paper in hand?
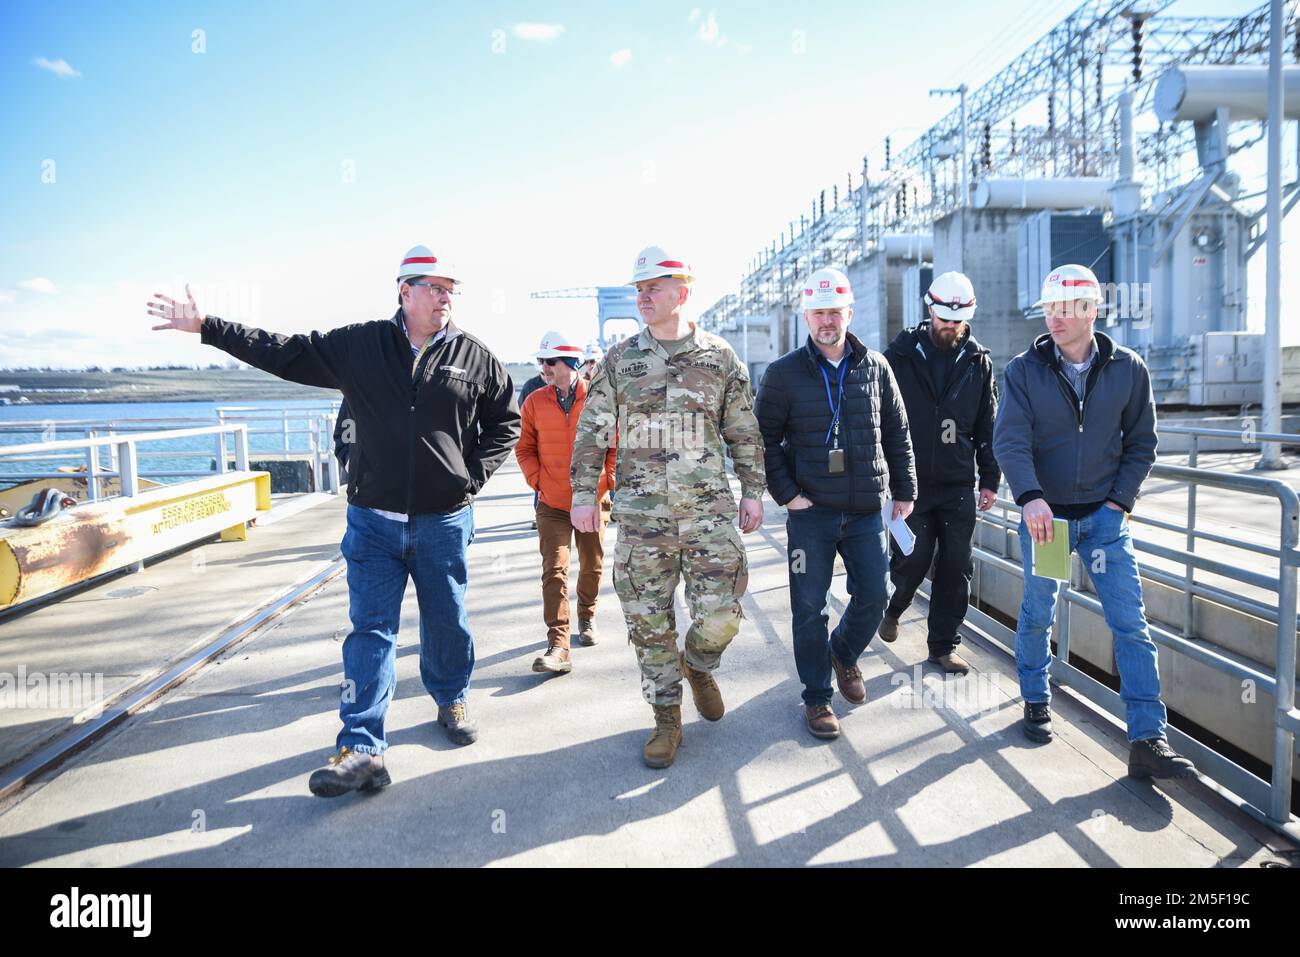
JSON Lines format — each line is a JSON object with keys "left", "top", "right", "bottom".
{"left": 883, "top": 499, "right": 916, "bottom": 556}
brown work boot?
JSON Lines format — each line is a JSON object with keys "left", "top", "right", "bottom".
{"left": 532, "top": 643, "right": 572, "bottom": 674}
{"left": 680, "top": 652, "right": 724, "bottom": 721}
{"left": 928, "top": 651, "right": 970, "bottom": 675}
{"left": 643, "top": 705, "right": 682, "bottom": 768}
{"left": 804, "top": 704, "right": 840, "bottom": 740}
{"left": 831, "top": 654, "right": 867, "bottom": 705}
{"left": 577, "top": 617, "right": 598, "bottom": 646}
{"left": 878, "top": 612, "right": 900, "bottom": 643}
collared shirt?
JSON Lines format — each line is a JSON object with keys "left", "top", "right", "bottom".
{"left": 399, "top": 311, "right": 448, "bottom": 360}
{"left": 1055, "top": 341, "right": 1096, "bottom": 401}
{"left": 554, "top": 382, "right": 578, "bottom": 415}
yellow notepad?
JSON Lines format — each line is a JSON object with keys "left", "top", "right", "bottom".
{"left": 1031, "top": 519, "right": 1072, "bottom": 581}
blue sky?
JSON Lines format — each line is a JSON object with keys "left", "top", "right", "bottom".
{"left": 0, "top": 0, "right": 1284, "bottom": 368}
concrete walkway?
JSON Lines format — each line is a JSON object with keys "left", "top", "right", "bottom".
{"left": 0, "top": 461, "right": 1290, "bottom": 866}
{"left": 0, "top": 493, "right": 347, "bottom": 776}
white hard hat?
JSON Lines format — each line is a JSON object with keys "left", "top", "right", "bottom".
{"left": 925, "top": 271, "right": 977, "bottom": 321}
{"left": 1034, "top": 263, "right": 1103, "bottom": 307}
{"left": 800, "top": 267, "right": 854, "bottom": 310}
{"left": 397, "top": 244, "right": 460, "bottom": 284}
{"left": 535, "top": 330, "right": 583, "bottom": 361}
{"left": 583, "top": 342, "right": 604, "bottom": 363}
{"left": 629, "top": 245, "right": 694, "bottom": 285}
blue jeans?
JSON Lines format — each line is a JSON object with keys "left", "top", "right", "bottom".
{"left": 1015, "top": 503, "right": 1166, "bottom": 742}
{"left": 786, "top": 505, "right": 891, "bottom": 707}
{"left": 338, "top": 504, "right": 476, "bottom": 755}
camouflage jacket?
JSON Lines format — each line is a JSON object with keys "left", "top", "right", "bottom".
{"left": 571, "top": 323, "right": 766, "bottom": 519}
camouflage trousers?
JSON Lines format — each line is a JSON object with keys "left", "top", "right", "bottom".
{"left": 611, "top": 513, "right": 748, "bottom": 706}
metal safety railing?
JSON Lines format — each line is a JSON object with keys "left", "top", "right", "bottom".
{"left": 216, "top": 408, "right": 341, "bottom": 494}
{"left": 0, "top": 405, "right": 342, "bottom": 497}
{"left": 1154, "top": 424, "right": 1300, "bottom": 633}
{"left": 0, "top": 423, "right": 254, "bottom": 506}
{"left": 959, "top": 462, "right": 1300, "bottom": 836}
{"left": 1157, "top": 423, "right": 1300, "bottom": 463}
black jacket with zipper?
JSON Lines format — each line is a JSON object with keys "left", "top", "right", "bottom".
{"left": 883, "top": 323, "right": 1000, "bottom": 492}
{"left": 992, "top": 330, "right": 1156, "bottom": 513}
{"left": 755, "top": 332, "right": 917, "bottom": 511}
{"left": 201, "top": 310, "right": 520, "bottom": 515}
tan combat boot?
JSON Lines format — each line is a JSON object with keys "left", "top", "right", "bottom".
{"left": 680, "top": 652, "right": 725, "bottom": 721}
{"left": 577, "top": 617, "right": 598, "bottom": 646}
{"left": 643, "top": 705, "right": 682, "bottom": 768}
{"left": 927, "top": 651, "right": 970, "bottom": 675}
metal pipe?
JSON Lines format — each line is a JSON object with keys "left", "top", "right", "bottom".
{"left": 116, "top": 440, "right": 144, "bottom": 573}
{"left": 1157, "top": 425, "right": 1300, "bottom": 442}
{"left": 1262, "top": 0, "right": 1286, "bottom": 469}
{"left": 1133, "top": 539, "right": 1278, "bottom": 591}
{"left": 1185, "top": 435, "right": 1197, "bottom": 637}
{"left": 972, "top": 546, "right": 1278, "bottom": 689}
{"left": 84, "top": 431, "right": 99, "bottom": 503}
{"left": 0, "top": 424, "right": 250, "bottom": 456}
{"left": 1270, "top": 473, "right": 1298, "bottom": 822}
{"left": 1154, "top": 65, "right": 1300, "bottom": 124}
{"left": 960, "top": 84, "right": 969, "bottom": 207}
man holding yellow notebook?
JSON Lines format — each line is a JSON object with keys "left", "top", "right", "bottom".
{"left": 992, "top": 265, "right": 1195, "bottom": 780}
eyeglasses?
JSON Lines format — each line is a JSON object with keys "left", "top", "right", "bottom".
{"left": 407, "top": 280, "right": 458, "bottom": 298}
{"left": 541, "top": 357, "right": 567, "bottom": 367}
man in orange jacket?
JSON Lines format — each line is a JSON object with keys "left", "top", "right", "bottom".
{"left": 516, "top": 330, "right": 616, "bottom": 673}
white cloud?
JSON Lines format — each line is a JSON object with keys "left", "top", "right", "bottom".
{"left": 0, "top": 291, "right": 14, "bottom": 304}
{"left": 33, "top": 57, "right": 80, "bottom": 80}
{"left": 695, "top": 11, "right": 723, "bottom": 45}
{"left": 688, "top": 9, "right": 702, "bottom": 24}
{"left": 610, "top": 48, "right": 633, "bottom": 68}
{"left": 511, "top": 23, "right": 565, "bottom": 42}
{"left": 18, "top": 278, "right": 58, "bottom": 294}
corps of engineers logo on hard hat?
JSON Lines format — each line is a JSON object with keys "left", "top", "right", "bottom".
{"left": 800, "top": 266, "right": 854, "bottom": 310}
{"left": 630, "top": 245, "right": 695, "bottom": 285}
{"left": 1035, "top": 263, "right": 1102, "bottom": 306}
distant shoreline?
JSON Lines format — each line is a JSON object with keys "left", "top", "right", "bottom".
{"left": 0, "top": 364, "right": 539, "bottom": 406}
{"left": 0, "top": 368, "right": 340, "bottom": 406}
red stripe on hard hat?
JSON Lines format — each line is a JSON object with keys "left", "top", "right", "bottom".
{"left": 1061, "top": 278, "right": 1097, "bottom": 287}
{"left": 656, "top": 260, "right": 686, "bottom": 268}
{"left": 403, "top": 256, "right": 439, "bottom": 265}
{"left": 835, "top": 287, "right": 849, "bottom": 294}
{"left": 553, "top": 345, "right": 582, "bottom": 352}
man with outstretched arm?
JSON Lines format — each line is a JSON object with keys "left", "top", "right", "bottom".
{"left": 148, "top": 245, "right": 519, "bottom": 796}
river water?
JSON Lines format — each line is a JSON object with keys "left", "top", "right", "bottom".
{"left": 0, "top": 399, "right": 341, "bottom": 489}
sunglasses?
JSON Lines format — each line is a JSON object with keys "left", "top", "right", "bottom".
{"left": 541, "top": 357, "right": 568, "bottom": 367}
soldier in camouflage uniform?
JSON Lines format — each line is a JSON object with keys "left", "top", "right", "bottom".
{"left": 571, "top": 245, "right": 766, "bottom": 768}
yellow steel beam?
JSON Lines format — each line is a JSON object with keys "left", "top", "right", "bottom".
{"left": 0, "top": 470, "right": 271, "bottom": 609}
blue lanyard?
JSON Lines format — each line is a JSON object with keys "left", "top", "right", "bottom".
{"left": 819, "top": 360, "right": 848, "bottom": 447}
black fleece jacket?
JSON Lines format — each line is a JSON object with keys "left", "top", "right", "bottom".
{"left": 201, "top": 310, "right": 519, "bottom": 515}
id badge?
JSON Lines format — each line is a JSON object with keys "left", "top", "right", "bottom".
{"left": 828, "top": 448, "right": 846, "bottom": 474}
